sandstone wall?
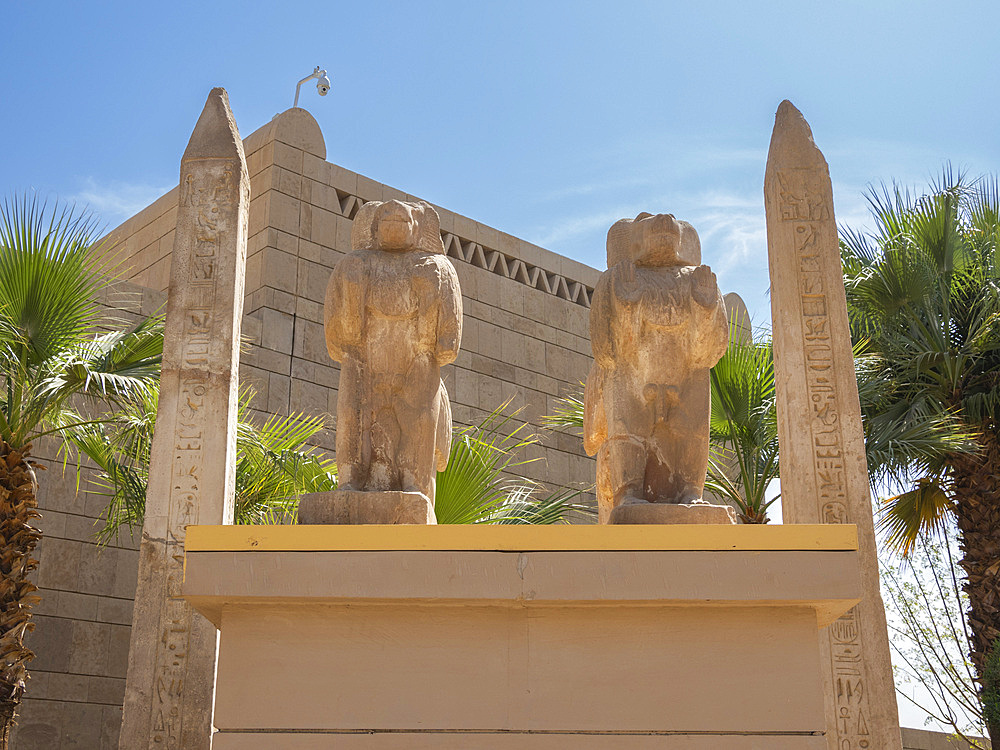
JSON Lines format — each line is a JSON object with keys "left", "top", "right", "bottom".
{"left": 100, "top": 107, "right": 597, "bottom": 486}
{"left": 13, "top": 109, "right": 598, "bottom": 748}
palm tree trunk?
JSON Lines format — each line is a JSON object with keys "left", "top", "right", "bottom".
{"left": 950, "top": 429, "right": 1000, "bottom": 745}
{"left": 0, "top": 442, "right": 41, "bottom": 750}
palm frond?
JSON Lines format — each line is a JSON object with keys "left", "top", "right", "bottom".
{"left": 489, "top": 485, "right": 594, "bottom": 525}
{"left": 844, "top": 166, "right": 1000, "bottom": 550}
{"left": 879, "top": 478, "right": 953, "bottom": 557}
{"left": 707, "top": 320, "right": 779, "bottom": 523}
{"left": 0, "top": 196, "right": 109, "bottom": 368}
{"left": 0, "top": 196, "right": 160, "bottom": 450}
{"left": 435, "top": 400, "right": 589, "bottom": 525}
{"left": 540, "top": 383, "right": 585, "bottom": 434}
{"left": 40, "top": 314, "right": 164, "bottom": 404}
{"left": 77, "top": 384, "right": 337, "bottom": 542}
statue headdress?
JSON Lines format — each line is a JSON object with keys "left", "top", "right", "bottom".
{"left": 351, "top": 200, "right": 446, "bottom": 254}
{"left": 606, "top": 212, "right": 700, "bottom": 267}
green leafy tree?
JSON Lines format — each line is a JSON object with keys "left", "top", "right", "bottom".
{"left": 0, "top": 197, "right": 163, "bottom": 747}
{"left": 842, "top": 169, "right": 1000, "bottom": 744}
{"left": 881, "top": 526, "right": 988, "bottom": 746}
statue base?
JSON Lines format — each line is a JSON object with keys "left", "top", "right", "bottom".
{"left": 298, "top": 489, "right": 436, "bottom": 525}
{"left": 183, "top": 524, "right": 860, "bottom": 749}
{"left": 610, "top": 501, "right": 737, "bottom": 525}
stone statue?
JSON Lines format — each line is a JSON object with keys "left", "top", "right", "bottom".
{"left": 299, "top": 199, "right": 461, "bottom": 524}
{"left": 583, "top": 212, "right": 733, "bottom": 524}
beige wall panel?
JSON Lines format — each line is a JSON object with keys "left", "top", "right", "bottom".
{"left": 214, "top": 604, "right": 823, "bottom": 734}
{"left": 900, "top": 728, "right": 988, "bottom": 749}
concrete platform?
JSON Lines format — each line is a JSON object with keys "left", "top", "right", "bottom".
{"left": 183, "top": 524, "right": 860, "bottom": 749}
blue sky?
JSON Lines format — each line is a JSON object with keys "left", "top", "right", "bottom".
{"left": 7, "top": 1, "right": 1000, "bottom": 328}
{"left": 7, "top": 1, "right": 1000, "bottom": 731}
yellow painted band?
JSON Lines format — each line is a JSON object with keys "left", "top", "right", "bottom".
{"left": 184, "top": 523, "right": 858, "bottom": 552}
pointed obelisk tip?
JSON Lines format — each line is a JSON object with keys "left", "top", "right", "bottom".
{"left": 774, "top": 100, "right": 812, "bottom": 137}
{"left": 182, "top": 86, "right": 245, "bottom": 162}
{"left": 776, "top": 99, "right": 799, "bottom": 119}
{"left": 767, "top": 98, "right": 824, "bottom": 169}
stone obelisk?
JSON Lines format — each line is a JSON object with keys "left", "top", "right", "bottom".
{"left": 765, "top": 100, "right": 901, "bottom": 750}
{"left": 119, "top": 88, "right": 249, "bottom": 750}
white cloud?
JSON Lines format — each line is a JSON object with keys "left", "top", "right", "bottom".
{"left": 693, "top": 189, "right": 761, "bottom": 211}
{"left": 532, "top": 205, "right": 643, "bottom": 252}
{"left": 695, "top": 209, "right": 766, "bottom": 275}
{"left": 71, "top": 177, "right": 172, "bottom": 227}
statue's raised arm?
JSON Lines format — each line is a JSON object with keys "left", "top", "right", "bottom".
{"left": 434, "top": 257, "right": 462, "bottom": 366}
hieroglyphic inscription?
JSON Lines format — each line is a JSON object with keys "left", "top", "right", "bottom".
{"left": 148, "top": 167, "right": 227, "bottom": 747}
{"left": 778, "top": 169, "right": 870, "bottom": 749}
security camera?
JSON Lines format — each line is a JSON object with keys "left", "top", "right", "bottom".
{"left": 293, "top": 66, "right": 331, "bottom": 107}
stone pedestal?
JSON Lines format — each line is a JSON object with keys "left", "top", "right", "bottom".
{"left": 298, "top": 489, "right": 435, "bottom": 525}
{"left": 609, "top": 501, "right": 737, "bottom": 525}
{"left": 183, "top": 524, "right": 860, "bottom": 749}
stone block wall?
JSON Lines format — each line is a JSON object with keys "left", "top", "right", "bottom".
{"left": 12, "top": 109, "right": 599, "bottom": 748}
{"left": 99, "top": 106, "right": 598, "bottom": 488}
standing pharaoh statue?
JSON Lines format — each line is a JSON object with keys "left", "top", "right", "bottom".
{"left": 584, "top": 212, "right": 734, "bottom": 524}
{"left": 298, "top": 199, "right": 462, "bottom": 524}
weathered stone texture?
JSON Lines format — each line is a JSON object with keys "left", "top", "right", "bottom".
{"left": 101, "top": 106, "right": 596, "bottom": 489}
{"left": 298, "top": 490, "right": 435, "bottom": 525}
{"left": 319, "top": 200, "right": 461, "bottom": 515}
{"left": 765, "top": 99, "right": 901, "bottom": 750}
{"left": 584, "top": 213, "right": 730, "bottom": 524}
{"left": 118, "top": 87, "right": 249, "bottom": 750}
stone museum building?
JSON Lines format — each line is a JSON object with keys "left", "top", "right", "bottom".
{"left": 13, "top": 107, "right": 601, "bottom": 749}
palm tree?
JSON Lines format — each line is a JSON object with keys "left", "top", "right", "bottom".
{"left": 841, "top": 168, "right": 1000, "bottom": 744}
{"left": 436, "top": 402, "right": 592, "bottom": 524}
{"left": 706, "top": 331, "right": 779, "bottom": 523}
{"left": 71, "top": 387, "right": 338, "bottom": 543}
{"left": 0, "top": 196, "right": 163, "bottom": 747}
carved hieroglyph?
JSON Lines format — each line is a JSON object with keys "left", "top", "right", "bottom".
{"left": 119, "top": 88, "right": 248, "bottom": 750}
{"left": 764, "top": 100, "right": 901, "bottom": 750}
{"left": 584, "top": 213, "right": 732, "bottom": 525}
{"left": 308, "top": 200, "right": 461, "bottom": 522}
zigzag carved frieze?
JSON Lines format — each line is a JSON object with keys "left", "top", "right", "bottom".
{"left": 334, "top": 189, "right": 593, "bottom": 308}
